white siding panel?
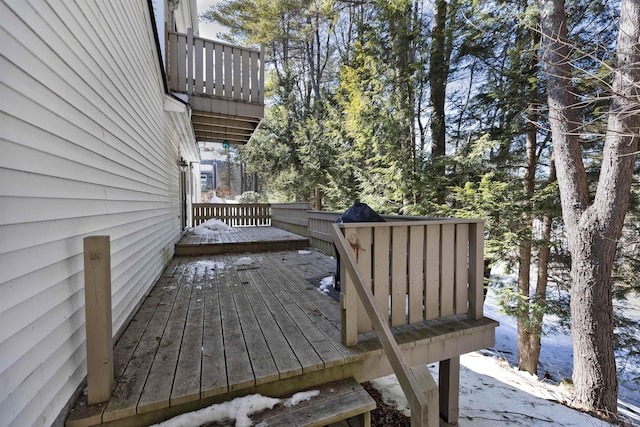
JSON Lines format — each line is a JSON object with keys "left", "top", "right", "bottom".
{"left": 0, "top": 1, "right": 191, "bottom": 426}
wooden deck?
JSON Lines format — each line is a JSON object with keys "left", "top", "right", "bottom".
{"left": 66, "top": 228, "right": 497, "bottom": 427}
{"left": 175, "top": 225, "right": 309, "bottom": 255}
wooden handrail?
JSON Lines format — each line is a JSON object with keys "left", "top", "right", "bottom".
{"left": 331, "top": 224, "right": 438, "bottom": 426}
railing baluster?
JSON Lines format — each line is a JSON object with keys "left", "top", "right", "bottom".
{"left": 195, "top": 37, "right": 204, "bottom": 94}
{"left": 233, "top": 47, "right": 241, "bottom": 100}
{"left": 242, "top": 50, "right": 250, "bottom": 101}
{"left": 408, "top": 225, "right": 424, "bottom": 323}
{"left": 391, "top": 226, "right": 407, "bottom": 326}
{"left": 455, "top": 224, "right": 469, "bottom": 314}
{"left": 205, "top": 40, "right": 214, "bottom": 95}
{"left": 187, "top": 29, "right": 194, "bottom": 95}
{"left": 441, "top": 224, "right": 455, "bottom": 317}
{"left": 178, "top": 34, "right": 187, "bottom": 91}
{"left": 214, "top": 43, "right": 223, "bottom": 97}
{"left": 259, "top": 47, "right": 264, "bottom": 104}
{"left": 169, "top": 33, "right": 178, "bottom": 89}
{"left": 224, "top": 45, "right": 232, "bottom": 98}
{"left": 425, "top": 224, "right": 440, "bottom": 320}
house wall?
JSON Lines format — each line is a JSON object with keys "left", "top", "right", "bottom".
{"left": 0, "top": 1, "right": 195, "bottom": 426}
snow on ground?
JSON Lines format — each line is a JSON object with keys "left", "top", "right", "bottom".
{"left": 371, "top": 285, "right": 640, "bottom": 426}
{"left": 150, "top": 391, "right": 319, "bottom": 427}
{"left": 372, "top": 352, "right": 616, "bottom": 426}
{"left": 234, "top": 257, "right": 254, "bottom": 266}
{"left": 196, "top": 219, "right": 235, "bottom": 232}
{"left": 318, "top": 275, "right": 334, "bottom": 295}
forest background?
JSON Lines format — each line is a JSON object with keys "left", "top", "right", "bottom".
{"left": 201, "top": 0, "right": 640, "bottom": 421}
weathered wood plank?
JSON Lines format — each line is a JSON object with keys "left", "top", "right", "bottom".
{"left": 244, "top": 255, "right": 325, "bottom": 373}
{"left": 455, "top": 224, "right": 469, "bottom": 314}
{"left": 194, "top": 37, "right": 203, "bottom": 94}
{"left": 233, "top": 258, "right": 304, "bottom": 379}
{"left": 83, "top": 236, "right": 113, "bottom": 405}
{"left": 201, "top": 257, "right": 228, "bottom": 398}
{"left": 265, "top": 251, "right": 365, "bottom": 363}
{"left": 218, "top": 259, "right": 254, "bottom": 391}
{"left": 425, "top": 225, "right": 440, "bottom": 320}
{"left": 391, "top": 226, "right": 407, "bottom": 326}
{"left": 112, "top": 257, "right": 181, "bottom": 378}
{"left": 241, "top": 50, "right": 250, "bottom": 101}
{"left": 103, "top": 265, "right": 185, "bottom": 422}
{"left": 223, "top": 45, "right": 232, "bottom": 97}
{"left": 256, "top": 253, "right": 347, "bottom": 369}
{"left": 214, "top": 44, "right": 223, "bottom": 97}
{"left": 251, "top": 378, "right": 375, "bottom": 427}
{"left": 177, "top": 33, "right": 186, "bottom": 91}
{"left": 342, "top": 227, "right": 359, "bottom": 346}
{"left": 223, "top": 255, "right": 280, "bottom": 385}
{"left": 205, "top": 40, "right": 214, "bottom": 95}
{"left": 373, "top": 227, "right": 390, "bottom": 318}
{"left": 356, "top": 227, "right": 373, "bottom": 333}
{"left": 137, "top": 262, "right": 198, "bottom": 413}
{"left": 408, "top": 226, "right": 424, "bottom": 323}
{"left": 440, "top": 224, "right": 455, "bottom": 317}
{"left": 170, "top": 258, "right": 206, "bottom": 406}
{"left": 233, "top": 47, "right": 241, "bottom": 100}
{"left": 468, "top": 222, "right": 485, "bottom": 319}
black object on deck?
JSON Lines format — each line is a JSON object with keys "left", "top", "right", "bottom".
{"left": 334, "top": 203, "right": 385, "bottom": 291}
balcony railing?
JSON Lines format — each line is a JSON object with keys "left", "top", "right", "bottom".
{"left": 168, "top": 30, "right": 264, "bottom": 104}
{"left": 167, "top": 30, "right": 264, "bottom": 144}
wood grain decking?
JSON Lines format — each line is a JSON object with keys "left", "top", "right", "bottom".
{"left": 175, "top": 226, "right": 309, "bottom": 255}
{"left": 66, "top": 228, "right": 497, "bottom": 427}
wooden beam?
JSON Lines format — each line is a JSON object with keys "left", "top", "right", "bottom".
{"left": 83, "top": 236, "right": 114, "bottom": 405}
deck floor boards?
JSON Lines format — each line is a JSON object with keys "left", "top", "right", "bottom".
{"left": 66, "top": 227, "right": 497, "bottom": 427}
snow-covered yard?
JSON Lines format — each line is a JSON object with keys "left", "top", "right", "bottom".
{"left": 371, "top": 286, "right": 640, "bottom": 426}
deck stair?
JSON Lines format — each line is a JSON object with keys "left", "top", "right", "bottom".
{"left": 250, "top": 378, "right": 375, "bottom": 427}
{"left": 175, "top": 225, "right": 309, "bottom": 255}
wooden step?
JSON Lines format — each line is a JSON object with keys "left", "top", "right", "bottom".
{"left": 251, "top": 378, "right": 375, "bottom": 427}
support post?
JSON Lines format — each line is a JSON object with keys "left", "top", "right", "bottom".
{"left": 439, "top": 357, "right": 460, "bottom": 423}
{"left": 83, "top": 236, "right": 113, "bottom": 405}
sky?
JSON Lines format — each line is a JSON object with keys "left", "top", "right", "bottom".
{"left": 196, "top": 0, "right": 227, "bottom": 40}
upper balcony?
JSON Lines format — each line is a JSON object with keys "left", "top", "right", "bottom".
{"left": 167, "top": 29, "right": 264, "bottom": 145}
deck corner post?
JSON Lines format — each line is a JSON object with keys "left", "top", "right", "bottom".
{"left": 83, "top": 235, "right": 114, "bottom": 405}
{"left": 468, "top": 222, "right": 485, "bottom": 320}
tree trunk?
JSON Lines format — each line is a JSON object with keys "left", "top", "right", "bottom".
{"left": 517, "top": 109, "right": 538, "bottom": 374}
{"left": 538, "top": 0, "right": 640, "bottom": 416}
{"left": 429, "top": 0, "right": 448, "bottom": 204}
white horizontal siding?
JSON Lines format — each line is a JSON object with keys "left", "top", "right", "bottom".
{"left": 0, "top": 0, "right": 192, "bottom": 426}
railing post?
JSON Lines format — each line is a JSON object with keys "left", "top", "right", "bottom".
{"left": 468, "top": 222, "right": 485, "bottom": 320}
{"left": 83, "top": 236, "right": 113, "bottom": 405}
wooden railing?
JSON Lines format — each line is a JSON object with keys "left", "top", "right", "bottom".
{"left": 332, "top": 219, "right": 487, "bottom": 426}
{"left": 332, "top": 224, "right": 440, "bottom": 426}
{"left": 192, "top": 203, "right": 270, "bottom": 227}
{"left": 168, "top": 29, "right": 264, "bottom": 104}
{"left": 271, "top": 202, "right": 310, "bottom": 237}
{"left": 334, "top": 219, "right": 485, "bottom": 346}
